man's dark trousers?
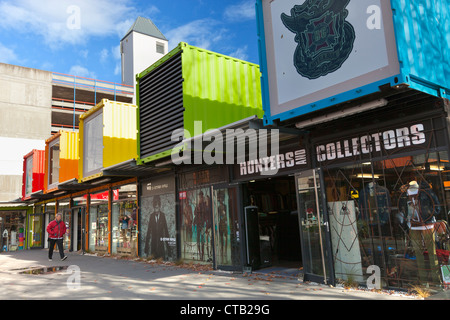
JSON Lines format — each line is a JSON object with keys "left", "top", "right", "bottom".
{"left": 48, "top": 238, "right": 65, "bottom": 259}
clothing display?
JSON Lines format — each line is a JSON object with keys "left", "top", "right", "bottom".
{"left": 358, "top": 182, "right": 391, "bottom": 225}
{"left": 398, "top": 181, "right": 441, "bottom": 228}
{"left": 399, "top": 180, "right": 442, "bottom": 283}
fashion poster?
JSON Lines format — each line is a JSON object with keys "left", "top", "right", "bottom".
{"left": 179, "top": 187, "right": 213, "bottom": 263}
{"left": 213, "top": 188, "right": 232, "bottom": 266}
{"left": 139, "top": 176, "right": 177, "bottom": 261}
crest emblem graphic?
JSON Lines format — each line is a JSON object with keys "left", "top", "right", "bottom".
{"left": 281, "top": 0, "right": 356, "bottom": 80}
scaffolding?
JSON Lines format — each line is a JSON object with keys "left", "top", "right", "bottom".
{"left": 51, "top": 72, "right": 134, "bottom": 132}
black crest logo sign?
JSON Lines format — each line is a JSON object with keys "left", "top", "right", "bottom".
{"left": 281, "top": 0, "right": 356, "bottom": 80}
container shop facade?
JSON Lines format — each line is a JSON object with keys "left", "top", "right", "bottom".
{"left": 254, "top": 0, "right": 450, "bottom": 290}
{"left": 303, "top": 95, "right": 450, "bottom": 289}
{"left": 16, "top": 98, "right": 450, "bottom": 291}
{"left": 26, "top": 178, "right": 138, "bottom": 256}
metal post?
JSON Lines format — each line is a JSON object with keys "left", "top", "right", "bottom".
{"left": 313, "top": 169, "right": 328, "bottom": 285}
{"left": 73, "top": 76, "right": 76, "bottom": 131}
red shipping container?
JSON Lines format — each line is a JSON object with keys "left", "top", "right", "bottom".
{"left": 22, "top": 150, "right": 45, "bottom": 200}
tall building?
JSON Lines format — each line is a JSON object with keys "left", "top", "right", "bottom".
{"left": 0, "top": 16, "right": 166, "bottom": 203}
{"left": 0, "top": 67, "right": 133, "bottom": 202}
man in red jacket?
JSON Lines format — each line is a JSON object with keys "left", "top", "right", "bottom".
{"left": 46, "top": 213, "right": 67, "bottom": 261}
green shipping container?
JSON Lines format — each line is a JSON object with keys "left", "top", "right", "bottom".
{"left": 136, "top": 42, "right": 264, "bottom": 164}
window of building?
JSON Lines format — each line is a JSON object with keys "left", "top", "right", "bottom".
{"left": 156, "top": 42, "right": 165, "bottom": 54}
{"left": 83, "top": 110, "right": 103, "bottom": 178}
{"left": 48, "top": 138, "right": 60, "bottom": 187}
{"left": 25, "top": 156, "right": 33, "bottom": 196}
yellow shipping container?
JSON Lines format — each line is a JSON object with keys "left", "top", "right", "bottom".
{"left": 78, "top": 99, "right": 138, "bottom": 183}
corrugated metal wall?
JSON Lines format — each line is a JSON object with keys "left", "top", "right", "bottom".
{"left": 59, "top": 131, "right": 79, "bottom": 183}
{"left": 103, "top": 100, "right": 138, "bottom": 169}
{"left": 391, "top": 0, "right": 450, "bottom": 95}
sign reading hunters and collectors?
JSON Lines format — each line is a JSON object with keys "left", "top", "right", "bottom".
{"left": 314, "top": 117, "right": 448, "bottom": 166}
{"left": 256, "top": 0, "right": 401, "bottom": 124}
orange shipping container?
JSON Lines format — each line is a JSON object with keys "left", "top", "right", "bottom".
{"left": 44, "top": 130, "right": 79, "bottom": 193}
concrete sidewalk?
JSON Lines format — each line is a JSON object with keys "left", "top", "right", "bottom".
{"left": 0, "top": 249, "right": 423, "bottom": 301}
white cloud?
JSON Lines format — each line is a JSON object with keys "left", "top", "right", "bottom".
{"left": 165, "top": 19, "right": 227, "bottom": 51}
{"left": 112, "top": 45, "right": 121, "bottom": 61}
{"left": 68, "top": 65, "right": 97, "bottom": 79}
{"left": 228, "top": 45, "right": 249, "bottom": 61}
{"left": 111, "top": 45, "right": 122, "bottom": 76}
{"left": 100, "top": 48, "right": 109, "bottom": 63}
{"left": 0, "top": 43, "right": 19, "bottom": 64}
{"left": 0, "top": 0, "right": 142, "bottom": 48}
{"left": 80, "top": 49, "right": 89, "bottom": 59}
{"left": 224, "top": 1, "right": 256, "bottom": 22}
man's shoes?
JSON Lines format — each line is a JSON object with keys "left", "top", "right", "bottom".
{"left": 48, "top": 258, "right": 52, "bottom": 261}
{"left": 61, "top": 256, "right": 67, "bottom": 261}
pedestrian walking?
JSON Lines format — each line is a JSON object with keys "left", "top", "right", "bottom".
{"left": 46, "top": 213, "right": 67, "bottom": 261}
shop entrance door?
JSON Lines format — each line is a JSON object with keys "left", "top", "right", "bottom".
{"left": 71, "top": 207, "right": 86, "bottom": 253}
{"left": 30, "top": 214, "right": 44, "bottom": 249}
{"left": 296, "top": 169, "right": 334, "bottom": 285}
{"left": 211, "top": 185, "right": 242, "bottom": 271}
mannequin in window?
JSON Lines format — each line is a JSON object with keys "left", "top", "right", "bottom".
{"left": 359, "top": 181, "right": 391, "bottom": 231}
{"left": 399, "top": 180, "right": 440, "bottom": 284}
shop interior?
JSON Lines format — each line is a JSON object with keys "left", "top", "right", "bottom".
{"left": 242, "top": 176, "right": 302, "bottom": 277}
{"left": 0, "top": 211, "right": 26, "bottom": 252}
{"left": 323, "top": 152, "right": 450, "bottom": 289}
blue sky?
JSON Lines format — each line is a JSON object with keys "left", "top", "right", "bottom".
{"left": 0, "top": 0, "right": 260, "bottom": 84}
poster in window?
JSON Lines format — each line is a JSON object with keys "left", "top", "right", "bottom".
{"left": 140, "top": 176, "right": 176, "bottom": 261}
{"left": 180, "top": 187, "right": 213, "bottom": 263}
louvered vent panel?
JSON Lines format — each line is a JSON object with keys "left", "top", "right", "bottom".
{"left": 139, "top": 52, "right": 184, "bottom": 159}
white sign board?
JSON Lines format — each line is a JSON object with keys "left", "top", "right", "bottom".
{"left": 259, "top": 0, "right": 400, "bottom": 122}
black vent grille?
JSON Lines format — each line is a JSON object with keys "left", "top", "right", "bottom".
{"left": 139, "top": 52, "right": 184, "bottom": 159}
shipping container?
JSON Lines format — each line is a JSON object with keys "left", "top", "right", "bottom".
{"left": 257, "top": 0, "right": 450, "bottom": 124}
{"left": 44, "top": 130, "right": 79, "bottom": 193}
{"left": 22, "top": 150, "right": 45, "bottom": 200}
{"left": 136, "top": 42, "right": 264, "bottom": 164}
{"left": 78, "top": 99, "right": 138, "bottom": 182}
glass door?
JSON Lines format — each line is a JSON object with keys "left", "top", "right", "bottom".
{"left": 30, "top": 214, "right": 43, "bottom": 248}
{"left": 296, "top": 169, "right": 333, "bottom": 284}
{"left": 62, "top": 209, "right": 71, "bottom": 251}
{"left": 71, "top": 207, "right": 86, "bottom": 253}
{"left": 212, "top": 186, "right": 242, "bottom": 270}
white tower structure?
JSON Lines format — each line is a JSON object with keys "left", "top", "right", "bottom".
{"left": 121, "top": 16, "right": 169, "bottom": 103}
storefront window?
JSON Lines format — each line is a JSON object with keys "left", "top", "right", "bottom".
{"left": 322, "top": 151, "right": 449, "bottom": 289}
{"left": 89, "top": 190, "right": 109, "bottom": 254}
{"left": 213, "top": 187, "right": 241, "bottom": 268}
{"left": 140, "top": 176, "right": 177, "bottom": 261}
{"left": 179, "top": 188, "right": 213, "bottom": 263}
{"left": 1, "top": 211, "right": 26, "bottom": 251}
{"left": 112, "top": 184, "right": 137, "bottom": 256}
